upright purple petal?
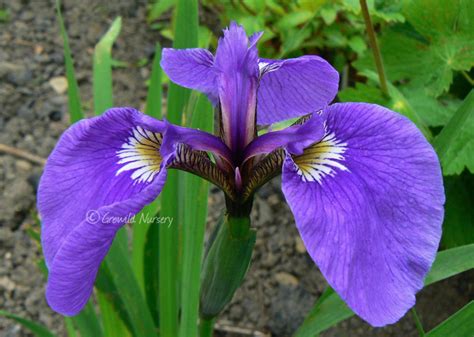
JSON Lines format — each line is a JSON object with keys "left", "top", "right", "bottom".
{"left": 281, "top": 103, "right": 444, "bottom": 326}
{"left": 215, "top": 22, "right": 260, "bottom": 153}
{"left": 39, "top": 108, "right": 171, "bottom": 315}
{"left": 257, "top": 56, "right": 339, "bottom": 125}
{"left": 161, "top": 48, "right": 218, "bottom": 103}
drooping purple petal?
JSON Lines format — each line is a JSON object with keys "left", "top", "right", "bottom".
{"left": 45, "top": 172, "right": 167, "bottom": 315}
{"left": 39, "top": 108, "right": 171, "bottom": 315}
{"left": 161, "top": 48, "right": 218, "bottom": 103}
{"left": 281, "top": 103, "right": 444, "bottom": 326}
{"left": 257, "top": 56, "right": 339, "bottom": 125}
{"left": 243, "top": 113, "right": 325, "bottom": 161}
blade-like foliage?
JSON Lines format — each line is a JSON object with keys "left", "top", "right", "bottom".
{"left": 179, "top": 94, "right": 213, "bottom": 337}
{"left": 70, "top": 302, "right": 104, "bottom": 337}
{"left": 93, "top": 17, "right": 122, "bottom": 115}
{"left": 55, "top": 0, "right": 83, "bottom": 122}
{"left": 441, "top": 173, "right": 474, "bottom": 248}
{"left": 295, "top": 244, "right": 474, "bottom": 336}
{"left": 426, "top": 301, "right": 474, "bottom": 337}
{"left": 99, "top": 234, "right": 157, "bottom": 337}
{"left": 144, "top": 218, "right": 160, "bottom": 329}
{"left": 159, "top": 0, "right": 198, "bottom": 336}
{"left": 0, "top": 311, "right": 57, "bottom": 337}
{"left": 433, "top": 90, "right": 474, "bottom": 175}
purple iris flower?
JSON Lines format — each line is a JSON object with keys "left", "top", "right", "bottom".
{"left": 38, "top": 22, "right": 444, "bottom": 326}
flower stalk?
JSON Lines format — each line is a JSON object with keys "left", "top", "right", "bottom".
{"left": 360, "top": 0, "right": 389, "bottom": 96}
{"left": 200, "top": 214, "right": 256, "bottom": 319}
{"left": 199, "top": 317, "right": 215, "bottom": 337}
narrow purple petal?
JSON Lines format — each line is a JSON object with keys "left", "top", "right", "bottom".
{"left": 257, "top": 56, "right": 339, "bottom": 125}
{"left": 38, "top": 108, "right": 171, "bottom": 315}
{"left": 160, "top": 48, "right": 218, "bottom": 103}
{"left": 243, "top": 113, "right": 325, "bottom": 161}
{"left": 281, "top": 103, "right": 444, "bottom": 326}
{"left": 160, "top": 121, "right": 232, "bottom": 164}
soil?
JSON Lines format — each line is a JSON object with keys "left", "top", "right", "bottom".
{"left": 0, "top": 1, "right": 472, "bottom": 337}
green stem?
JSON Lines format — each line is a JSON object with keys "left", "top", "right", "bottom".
{"left": 462, "top": 71, "right": 474, "bottom": 86}
{"left": 359, "top": 0, "right": 389, "bottom": 96}
{"left": 411, "top": 308, "right": 425, "bottom": 337}
{"left": 199, "top": 317, "right": 215, "bottom": 337}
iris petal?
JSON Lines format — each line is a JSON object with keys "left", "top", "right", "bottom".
{"left": 257, "top": 56, "right": 339, "bottom": 125}
{"left": 281, "top": 103, "right": 444, "bottom": 326}
{"left": 45, "top": 172, "right": 167, "bottom": 315}
{"left": 39, "top": 108, "right": 168, "bottom": 315}
{"left": 160, "top": 48, "right": 217, "bottom": 103}
{"left": 243, "top": 113, "right": 325, "bottom": 161}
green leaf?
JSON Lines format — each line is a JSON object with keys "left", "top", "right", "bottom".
{"left": 424, "top": 244, "right": 474, "bottom": 286}
{"left": 426, "top": 301, "right": 474, "bottom": 337}
{"left": 295, "top": 244, "right": 474, "bottom": 336}
{"left": 356, "top": 71, "right": 432, "bottom": 139}
{"left": 64, "top": 318, "right": 78, "bottom": 337}
{"left": 70, "top": 302, "right": 104, "bottom": 337}
{"left": 356, "top": 0, "right": 474, "bottom": 97}
{"left": 178, "top": 94, "right": 213, "bottom": 337}
{"left": 93, "top": 17, "right": 122, "bottom": 115}
{"left": 148, "top": 0, "right": 174, "bottom": 23}
{"left": 293, "top": 286, "right": 352, "bottom": 337}
{"left": 145, "top": 43, "right": 162, "bottom": 119}
{"left": 95, "top": 262, "right": 134, "bottom": 337}
{"left": 0, "top": 310, "right": 57, "bottom": 337}
{"left": 441, "top": 172, "right": 474, "bottom": 248}
{"left": 0, "top": 8, "right": 10, "bottom": 22}
{"left": 403, "top": 0, "right": 473, "bottom": 39}
{"left": 293, "top": 287, "right": 352, "bottom": 337}
{"left": 348, "top": 36, "right": 367, "bottom": 55}
{"left": 96, "top": 231, "right": 134, "bottom": 337}
{"left": 401, "top": 87, "right": 462, "bottom": 127}
{"left": 276, "top": 11, "right": 313, "bottom": 31}
{"left": 159, "top": 0, "right": 198, "bottom": 336}
{"left": 433, "top": 90, "right": 474, "bottom": 175}
{"left": 339, "top": 79, "right": 462, "bottom": 130}
{"left": 320, "top": 5, "right": 337, "bottom": 25}
{"left": 338, "top": 82, "right": 389, "bottom": 106}
{"left": 132, "top": 201, "right": 159, "bottom": 293}
{"left": 99, "top": 231, "right": 157, "bottom": 337}
{"left": 55, "top": 0, "right": 83, "bottom": 122}
{"left": 342, "top": 0, "right": 405, "bottom": 23}
{"left": 144, "top": 219, "right": 160, "bottom": 329}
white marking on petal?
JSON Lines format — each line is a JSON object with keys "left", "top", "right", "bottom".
{"left": 116, "top": 127, "right": 162, "bottom": 184}
{"left": 258, "top": 60, "right": 281, "bottom": 77}
{"left": 294, "top": 128, "right": 349, "bottom": 184}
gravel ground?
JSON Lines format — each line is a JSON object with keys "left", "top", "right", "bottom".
{"left": 0, "top": 1, "right": 473, "bottom": 337}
